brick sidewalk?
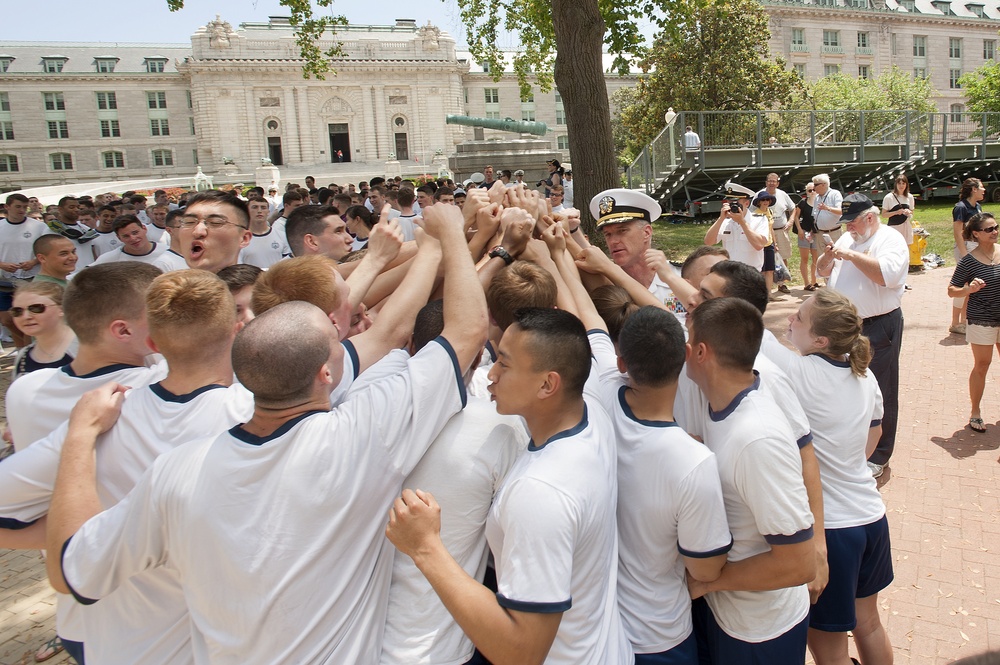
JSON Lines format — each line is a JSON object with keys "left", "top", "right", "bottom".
{"left": 0, "top": 265, "right": 998, "bottom": 664}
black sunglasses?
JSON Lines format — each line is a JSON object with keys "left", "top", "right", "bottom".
{"left": 10, "top": 303, "right": 50, "bottom": 317}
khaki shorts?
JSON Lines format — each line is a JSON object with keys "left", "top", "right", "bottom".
{"left": 966, "top": 323, "right": 1000, "bottom": 345}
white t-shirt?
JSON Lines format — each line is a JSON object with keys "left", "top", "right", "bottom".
{"left": 153, "top": 249, "right": 189, "bottom": 273}
{"left": 699, "top": 374, "right": 813, "bottom": 643}
{"left": 3, "top": 360, "right": 167, "bottom": 641}
{"left": 720, "top": 213, "right": 769, "bottom": 271}
{"left": 828, "top": 225, "right": 908, "bottom": 318}
{"left": 0, "top": 382, "right": 253, "bottom": 665}
{"left": 89, "top": 230, "right": 122, "bottom": 259}
{"left": 768, "top": 189, "right": 797, "bottom": 229}
{"left": 144, "top": 223, "right": 170, "bottom": 246}
{"left": 486, "top": 366, "right": 631, "bottom": 665}
{"left": 675, "top": 345, "right": 812, "bottom": 451}
{"left": 760, "top": 335, "right": 886, "bottom": 529}
{"left": 396, "top": 214, "right": 417, "bottom": 242}
{"left": 242, "top": 227, "right": 291, "bottom": 269}
{"left": 0, "top": 217, "right": 53, "bottom": 279}
{"left": 61, "top": 338, "right": 466, "bottom": 665}
{"left": 90, "top": 242, "right": 168, "bottom": 266}
{"left": 381, "top": 396, "right": 528, "bottom": 665}
{"left": 590, "top": 332, "right": 731, "bottom": 654}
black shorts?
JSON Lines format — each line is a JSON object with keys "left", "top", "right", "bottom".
{"left": 762, "top": 245, "right": 776, "bottom": 272}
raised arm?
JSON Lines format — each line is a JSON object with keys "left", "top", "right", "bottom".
{"left": 422, "top": 203, "right": 490, "bottom": 373}
{"left": 344, "top": 218, "right": 403, "bottom": 313}
{"left": 46, "top": 383, "right": 127, "bottom": 593}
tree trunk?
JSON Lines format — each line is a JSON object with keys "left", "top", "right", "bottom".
{"left": 551, "top": 0, "right": 620, "bottom": 240}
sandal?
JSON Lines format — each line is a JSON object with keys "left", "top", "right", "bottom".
{"left": 813, "top": 283, "right": 823, "bottom": 289}
{"left": 804, "top": 284, "right": 817, "bottom": 291}
{"left": 35, "top": 636, "right": 64, "bottom": 662}
{"left": 970, "top": 417, "right": 987, "bottom": 433}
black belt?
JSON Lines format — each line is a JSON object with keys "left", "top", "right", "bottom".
{"left": 862, "top": 307, "right": 901, "bottom": 326}
{"left": 818, "top": 225, "right": 842, "bottom": 232}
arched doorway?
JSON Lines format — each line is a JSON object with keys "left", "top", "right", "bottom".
{"left": 264, "top": 118, "right": 283, "bottom": 166}
{"left": 393, "top": 115, "right": 409, "bottom": 161}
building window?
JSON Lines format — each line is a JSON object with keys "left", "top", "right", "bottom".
{"left": 898, "top": 0, "right": 915, "bottom": 9}
{"left": 186, "top": 91, "right": 193, "bottom": 109}
{"left": 192, "top": 149, "right": 198, "bottom": 166}
{"left": 152, "top": 149, "right": 173, "bottom": 166}
{"left": 824, "top": 64, "right": 841, "bottom": 76}
{"left": 891, "top": 33, "right": 897, "bottom": 55}
{"left": 823, "top": 30, "right": 841, "bottom": 47}
{"left": 816, "top": 0, "right": 835, "bottom": 6}
{"left": 933, "top": 0, "right": 953, "bottom": 15}
{"left": 42, "top": 58, "right": 66, "bottom": 73}
{"left": 150, "top": 119, "right": 170, "bottom": 136}
{"left": 144, "top": 58, "right": 167, "bottom": 73}
{"left": 0, "top": 58, "right": 12, "bottom": 73}
{"left": 950, "top": 68, "right": 962, "bottom": 88}
{"left": 792, "top": 28, "right": 805, "bottom": 45}
{"left": 47, "top": 120, "right": 69, "bottom": 139}
{"left": 557, "top": 135, "right": 569, "bottom": 150}
{"left": 50, "top": 152, "right": 72, "bottom": 170}
{"left": 950, "top": 38, "right": 962, "bottom": 59}
{"left": 0, "top": 121, "right": 13, "bottom": 140}
{"left": 100, "top": 119, "right": 120, "bottom": 138}
{"left": 793, "top": 63, "right": 806, "bottom": 77}
{"left": 951, "top": 104, "right": 966, "bottom": 121}
{"left": 96, "top": 92, "right": 117, "bottom": 110}
{"left": 43, "top": 92, "right": 65, "bottom": 111}
{"left": 984, "top": 39, "right": 996, "bottom": 60}
{"left": 0, "top": 92, "right": 9, "bottom": 112}
{"left": 859, "top": 65, "right": 871, "bottom": 79}
{"left": 102, "top": 150, "right": 125, "bottom": 168}
{"left": 555, "top": 91, "right": 566, "bottom": 125}
{"left": 0, "top": 155, "right": 18, "bottom": 172}
{"left": 147, "top": 91, "right": 167, "bottom": 109}
{"left": 858, "top": 32, "right": 869, "bottom": 48}
{"left": 969, "top": 3, "right": 985, "bottom": 17}
{"left": 850, "top": 0, "right": 869, "bottom": 6}
{"left": 484, "top": 88, "right": 499, "bottom": 104}
{"left": 913, "top": 35, "right": 926, "bottom": 57}
{"left": 521, "top": 109, "right": 536, "bottom": 122}
{"left": 189, "top": 117, "right": 196, "bottom": 135}
{"left": 95, "top": 58, "right": 117, "bottom": 73}
{"left": 914, "top": 67, "right": 927, "bottom": 78}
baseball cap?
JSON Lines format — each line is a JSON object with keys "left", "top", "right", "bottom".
{"left": 840, "top": 193, "right": 874, "bottom": 222}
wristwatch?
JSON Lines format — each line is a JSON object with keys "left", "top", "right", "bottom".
{"left": 488, "top": 245, "right": 514, "bottom": 266}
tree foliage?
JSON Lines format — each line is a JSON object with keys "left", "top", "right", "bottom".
{"left": 801, "top": 66, "right": 937, "bottom": 113}
{"left": 960, "top": 61, "right": 1000, "bottom": 114}
{"left": 167, "top": 0, "right": 345, "bottom": 79}
{"left": 610, "top": 86, "right": 642, "bottom": 167}
{"left": 614, "top": 0, "right": 803, "bottom": 160}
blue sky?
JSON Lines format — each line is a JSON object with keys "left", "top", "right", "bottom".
{"left": 4, "top": 0, "right": 476, "bottom": 45}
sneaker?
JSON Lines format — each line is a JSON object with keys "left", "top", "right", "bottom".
{"left": 867, "top": 461, "right": 885, "bottom": 478}
{"left": 949, "top": 323, "right": 967, "bottom": 335}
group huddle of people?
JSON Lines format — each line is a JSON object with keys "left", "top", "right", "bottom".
{"left": 0, "top": 175, "right": 903, "bottom": 665}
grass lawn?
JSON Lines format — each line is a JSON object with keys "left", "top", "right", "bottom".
{"left": 650, "top": 200, "right": 1000, "bottom": 284}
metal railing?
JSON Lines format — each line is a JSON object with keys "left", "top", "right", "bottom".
{"left": 625, "top": 110, "right": 1000, "bottom": 194}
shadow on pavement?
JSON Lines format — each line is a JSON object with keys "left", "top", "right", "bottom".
{"left": 930, "top": 427, "right": 1000, "bottom": 459}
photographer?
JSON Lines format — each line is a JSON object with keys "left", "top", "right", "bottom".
{"left": 537, "top": 159, "right": 563, "bottom": 196}
{"left": 704, "top": 181, "right": 770, "bottom": 271}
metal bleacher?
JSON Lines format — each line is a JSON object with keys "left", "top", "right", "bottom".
{"left": 626, "top": 110, "right": 1000, "bottom": 220}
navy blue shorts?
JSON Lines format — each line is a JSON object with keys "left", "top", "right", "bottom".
{"left": 634, "top": 632, "right": 698, "bottom": 664}
{"left": 762, "top": 245, "right": 776, "bottom": 272}
{"left": 810, "top": 515, "right": 894, "bottom": 632}
{"left": 692, "top": 597, "right": 807, "bottom": 665}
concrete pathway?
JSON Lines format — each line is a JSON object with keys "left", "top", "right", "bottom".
{"left": 1, "top": 264, "right": 999, "bottom": 664}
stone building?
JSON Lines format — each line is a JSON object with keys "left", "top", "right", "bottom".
{"left": 765, "top": 0, "right": 1000, "bottom": 114}
{"left": 0, "top": 16, "right": 637, "bottom": 189}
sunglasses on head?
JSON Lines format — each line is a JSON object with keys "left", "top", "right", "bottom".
{"left": 10, "top": 303, "right": 50, "bottom": 317}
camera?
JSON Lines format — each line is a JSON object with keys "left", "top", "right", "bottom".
{"left": 727, "top": 201, "right": 742, "bottom": 215}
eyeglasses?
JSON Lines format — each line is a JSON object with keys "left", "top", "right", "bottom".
{"left": 177, "top": 215, "right": 248, "bottom": 230}
{"left": 978, "top": 225, "right": 999, "bottom": 234}
{"left": 10, "top": 303, "right": 50, "bottom": 317}
{"left": 805, "top": 188, "right": 814, "bottom": 192}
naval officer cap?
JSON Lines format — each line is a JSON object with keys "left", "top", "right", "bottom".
{"left": 723, "top": 180, "right": 756, "bottom": 199}
{"left": 590, "top": 189, "right": 662, "bottom": 229}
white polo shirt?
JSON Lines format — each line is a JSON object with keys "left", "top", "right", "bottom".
{"left": 90, "top": 230, "right": 122, "bottom": 259}
{"left": 486, "top": 363, "right": 631, "bottom": 665}
{"left": 828, "top": 226, "right": 908, "bottom": 319}
{"left": 590, "top": 331, "right": 731, "bottom": 654}
{"left": 61, "top": 338, "right": 465, "bottom": 665}
{"left": 153, "top": 249, "right": 189, "bottom": 272}
{"left": 242, "top": 227, "right": 291, "bottom": 269}
{"left": 760, "top": 335, "right": 886, "bottom": 529}
{"left": 700, "top": 375, "right": 814, "bottom": 643}
{"left": 0, "top": 217, "right": 53, "bottom": 279}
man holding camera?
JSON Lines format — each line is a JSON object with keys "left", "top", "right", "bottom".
{"left": 704, "top": 181, "right": 770, "bottom": 271}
